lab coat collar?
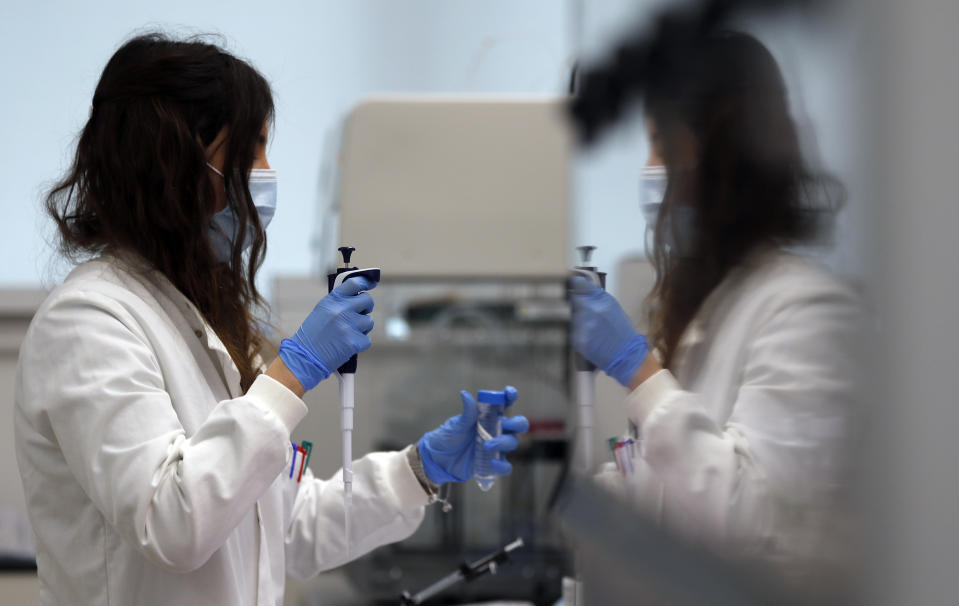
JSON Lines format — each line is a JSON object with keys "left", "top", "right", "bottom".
{"left": 672, "top": 246, "right": 779, "bottom": 366}
{"left": 104, "top": 250, "right": 244, "bottom": 397}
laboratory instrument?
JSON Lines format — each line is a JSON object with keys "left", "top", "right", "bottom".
{"left": 565, "top": 246, "right": 608, "bottom": 606}
{"left": 571, "top": 246, "right": 606, "bottom": 472}
{"left": 327, "top": 245, "right": 381, "bottom": 557}
{"left": 474, "top": 389, "right": 507, "bottom": 491}
{"left": 399, "top": 537, "right": 525, "bottom": 605}
{"left": 334, "top": 97, "right": 571, "bottom": 277}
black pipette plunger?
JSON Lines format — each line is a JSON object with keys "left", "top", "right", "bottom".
{"left": 338, "top": 246, "right": 355, "bottom": 266}
{"left": 577, "top": 245, "right": 596, "bottom": 265}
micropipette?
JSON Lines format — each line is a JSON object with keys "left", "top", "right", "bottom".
{"left": 571, "top": 245, "right": 606, "bottom": 472}
{"left": 399, "top": 537, "right": 525, "bottom": 605}
{"left": 327, "top": 245, "right": 380, "bottom": 558}
{"left": 566, "top": 246, "right": 607, "bottom": 604}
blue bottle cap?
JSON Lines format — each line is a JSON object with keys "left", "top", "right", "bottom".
{"left": 477, "top": 390, "right": 507, "bottom": 405}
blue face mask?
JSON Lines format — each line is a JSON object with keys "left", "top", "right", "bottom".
{"left": 207, "top": 165, "right": 277, "bottom": 263}
{"left": 639, "top": 164, "right": 696, "bottom": 257}
{"left": 639, "top": 165, "right": 668, "bottom": 230}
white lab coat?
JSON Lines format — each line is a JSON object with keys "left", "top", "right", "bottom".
{"left": 14, "top": 254, "right": 428, "bottom": 606}
{"left": 599, "top": 248, "right": 861, "bottom": 578}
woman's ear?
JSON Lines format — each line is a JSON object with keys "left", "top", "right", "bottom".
{"left": 673, "top": 122, "right": 700, "bottom": 167}
{"left": 202, "top": 128, "right": 230, "bottom": 213}
{"left": 203, "top": 127, "right": 230, "bottom": 170}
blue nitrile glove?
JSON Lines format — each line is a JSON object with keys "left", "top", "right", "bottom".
{"left": 417, "top": 386, "right": 530, "bottom": 485}
{"left": 569, "top": 275, "right": 649, "bottom": 387}
{"left": 277, "top": 277, "right": 377, "bottom": 391}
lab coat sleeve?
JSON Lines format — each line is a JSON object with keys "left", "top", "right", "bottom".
{"left": 19, "top": 291, "right": 307, "bottom": 572}
{"left": 284, "top": 447, "right": 428, "bottom": 578}
{"left": 624, "top": 286, "right": 859, "bottom": 549}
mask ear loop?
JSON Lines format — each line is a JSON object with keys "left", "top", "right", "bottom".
{"left": 206, "top": 161, "right": 246, "bottom": 221}
{"left": 207, "top": 162, "right": 225, "bottom": 178}
{"left": 205, "top": 161, "right": 234, "bottom": 253}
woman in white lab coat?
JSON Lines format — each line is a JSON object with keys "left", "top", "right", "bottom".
{"left": 569, "top": 31, "right": 860, "bottom": 584}
{"left": 15, "top": 33, "right": 527, "bottom": 606}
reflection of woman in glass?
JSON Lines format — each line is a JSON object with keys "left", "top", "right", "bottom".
{"left": 571, "top": 30, "right": 859, "bottom": 585}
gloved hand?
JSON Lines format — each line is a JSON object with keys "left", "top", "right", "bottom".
{"left": 277, "top": 277, "right": 377, "bottom": 391}
{"left": 417, "top": 386, "right": 530, "bottom": 485}
{"left": 570, "top": 275, "right": 649, "bottom": 387}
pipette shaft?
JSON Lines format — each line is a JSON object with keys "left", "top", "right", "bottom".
{"left": 339, "top": 372, "right": 355, "bottom": 557}
{"left": 576, "top": 369, "right": 596, "bottom": 471}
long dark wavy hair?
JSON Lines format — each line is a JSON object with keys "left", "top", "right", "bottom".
{"left": 569, "top": 11, "right": 840, "bottom": 369}
{"left": 643, "top": 31, "right": 838, "bottom": 368}
{"left": 45, "top": 32, "right": 274, "bottom": 390}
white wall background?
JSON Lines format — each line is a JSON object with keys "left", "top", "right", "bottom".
{"left": 0, "top": 1, "right": 863, "bottom": 298}
{"left": 0, "top": 0, "right": 572, "bottom": 295}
